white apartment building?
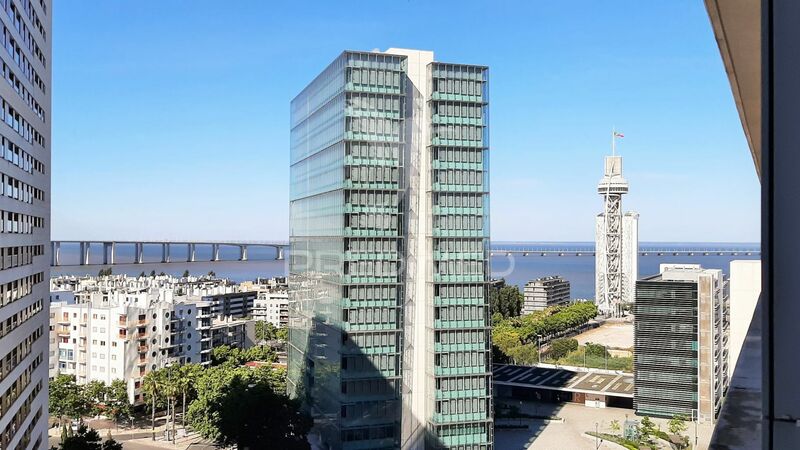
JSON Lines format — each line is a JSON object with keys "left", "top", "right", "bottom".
{"left": 522, "top": 276, "right": 570, "bottom": 314}
{"left": 253, "top": 290, "right": 288, "bottom": 327}
{"left": 48, "top": 274, "right": 258, "bottom": 404}
{"left": 48, "top": 297, "right": 200, "bottom": 405}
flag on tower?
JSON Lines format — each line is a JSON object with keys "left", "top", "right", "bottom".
{"left": 614, "top": 131, "right": 624, "bottom": 138}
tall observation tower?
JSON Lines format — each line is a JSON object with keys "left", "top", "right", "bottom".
{"left": 595, "top": 131, "right": 639, "bottom": 317}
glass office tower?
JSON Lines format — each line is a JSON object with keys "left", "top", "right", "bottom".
{"left": 289, "top": 49, "right": 492, "bottom": 450}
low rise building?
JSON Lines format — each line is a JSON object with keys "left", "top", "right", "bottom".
{"left": 523, "top": 276, "right": 571, "bottom": 314}
{"left": 634, "top": 264, "right": 730, "bottom": 422}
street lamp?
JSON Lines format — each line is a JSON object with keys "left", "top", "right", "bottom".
{"left": 595, "top": 422, "right": 603, "bottom": 449}
{"left": 691, "top": 409, "right": 699, "bottom": 449}
{"left": 536, "top": 335, "right": 543, "bottom": 364}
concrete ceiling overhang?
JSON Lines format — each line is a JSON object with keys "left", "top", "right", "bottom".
{"left": 705, "top": 0, "right": 762, "bottom": 180}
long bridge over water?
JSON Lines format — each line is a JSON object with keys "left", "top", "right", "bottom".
{"left": 49, "top": 240, "right": 758, "bottom": 267}
{"left": 490, "top": 244, "right": 760, "bottom": 257}
{"left": 50, "top": 240, "right": 289, "bottom": 267}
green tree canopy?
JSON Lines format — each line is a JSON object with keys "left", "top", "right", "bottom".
{"left": 105, "top": 379, "right": 132, "bottom": 425}
{"left": 187, "top": 365, "right": 310, "bottom": 449}
{"left": 49, "top": 374, "right": 89, "bottom": 424}
{"left": 668, "top": 414, "right": 689, "bottom": 435}
{"left": 547, "top": 338, "right": 579, "bottom": 360}
{"left": 491, "top": 302, "right": 598, "bottom": 363}
{"left": 490, "top": 281, "right": 523, "bottom": 318}
{"left": 58, "top": 424, "right": 102, "bottom": 450}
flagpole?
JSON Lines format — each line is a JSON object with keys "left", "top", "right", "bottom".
{"left": 612, "top": 126, "right": 616, "bottom": 156}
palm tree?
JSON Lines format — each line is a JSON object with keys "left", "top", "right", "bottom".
{"left": 161, "top": 365, "right": 180, "bottom": 441}
{"left": 179, "top": 364, "right": 202, "bottom": 428}
{"left": 141, "top": 371, "right": 161, "bottom": 431}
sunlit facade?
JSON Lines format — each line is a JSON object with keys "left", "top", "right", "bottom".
{"left": 0, "top": 1, "right": 50, "bottom": 448}
{"left": 288, "top": 49, "right": 492, "bottom": 450}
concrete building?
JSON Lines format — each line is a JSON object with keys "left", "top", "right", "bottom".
{"left": 48, "top": 298, "right": 194, "bottom": 405}
{"left": 634, "top": 264, "right": 730, "bottom": 422}
{"left": 253, "top": 290, "right": 289, "bottom": 328}
{"left": 728, "top": 260, "right": 760, "bottom": 380}
{"left": 0, "top": 1, "right": 51, "bottom": 448}
{"left": 522, "top": 276, "right": 570, "bottom": 314}
{"left": 48, "top": 277, "right": 258, "bottom": 403}
{"left": 289, "top": 49, "right": 492, "bottom": 449}
{"left": 595, "top": 151, "right": 639, "bottom": 317}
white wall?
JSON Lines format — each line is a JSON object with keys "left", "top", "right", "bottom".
{"left": 729, "top": 259, "right": 761, "bottom": 379}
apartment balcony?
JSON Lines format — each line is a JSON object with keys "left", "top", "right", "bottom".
{"left": 196, "top": 312, "right": 212, "bottom": 319}
{"left": 56, "top": 329, "right": 70, "bottom": 336}
{"left": 137, "top": 345, "right": 148, "bottom": 353}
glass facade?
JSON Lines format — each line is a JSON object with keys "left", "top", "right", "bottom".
{"left": 428, "top": 62, "right": 492, "bottom": 449}
{"left": 289, "top": 50, "right": 492, "bottom": 450}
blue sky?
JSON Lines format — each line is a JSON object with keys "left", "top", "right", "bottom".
{"left": 52, "top": 1, "right": 759, "bottom": 243}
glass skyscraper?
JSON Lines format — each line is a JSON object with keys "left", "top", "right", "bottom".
{"left": 288, "top": 49, "right": 492, "bottom": 450}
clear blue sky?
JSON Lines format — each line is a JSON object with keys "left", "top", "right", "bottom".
{"left": 52, "top": 1, "right": 759, "bottom": 243}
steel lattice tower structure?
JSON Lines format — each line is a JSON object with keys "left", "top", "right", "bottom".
{"left": 595, "top": 135, "right": 638, "bottom": 317}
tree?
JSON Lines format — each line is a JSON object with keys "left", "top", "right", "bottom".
{"left": 585, "top": 342, "right": 608, "bottom": 358}
{"left": 101, "top": 437, "right": 123, "bottom": 450}
{"left": 490, "top": 281, "right": 523, "bottom": 318}
{"left": 58, "top": 424, "right": 102, "bottom": 450}
{"left": 150, "top": 270, "right": 156, "bottom": 277}
{"left": 547, "top": 338, "right": 578, "bottom": 360}
{"left": 610, "top": 419, "right": 621, "bottom": 435}
{"left": 211, "top": 345, "right": 238, "bottom": 366}
{"left": 84, "top": 380, "right": 107, "bottom": 417}
{"left": 182, "top": 270, "right": 190, "bottom": 278}
{"left": 138, "top": 271, "right": 146, "bottom": 278}
{"left": 275, "top": 326, "right": 289, "bottom": 341}
{"left": 245, "top": 345, "right": 277, "bottom": 363}
{"left": 50, "top": 374, "right": 89, "bottom": 426}
{"left": 159, "top": 271, "right": 166, "bottom": 276}
{"left": 178, "top": 364, "right": 203, "bottom": 428}
{"left": 637, "top": 416, "right": 658, "bottom": 446}
{"left": 255, "top": 321, "right": 279, "bottom": 342}
{"left": 156, "top": 365, "right": 181, "bottom": 442}
{"left": 207, "top": 270, "right": 216, "bottom": 277}
{"left": 187, "top": 366, "right": 311, "bottom": 449}
{"left": 141, "top": 371, "right": 161, "bottom": 431}
{"left": 669, "top": 414, "right": 689, "bottom": 435}
{"left": 106, "top": 379, "right": 132, "bottom": 427}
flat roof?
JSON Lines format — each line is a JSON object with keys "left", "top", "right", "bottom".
{"left": 493, "top": 364, "right": 634, "bottom": 398}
